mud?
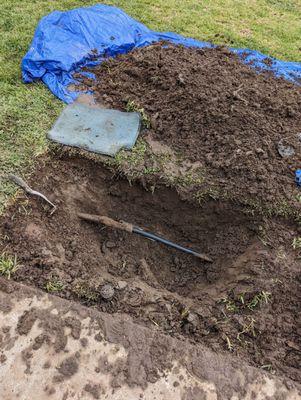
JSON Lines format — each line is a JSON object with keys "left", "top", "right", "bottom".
{"left": 0, "top": 153, "right": 300, "bottom": 384}
{"left": 2, "top": 280, "right": 299, "bottom": 399}
{"left": 84, "top": 383, "right": 101, "bottom": 399}
{"left": 57, "top": 356, "right": 79, "bottom": 378}
{"left": 84, "top": 43, "right": 301, "bottom": 214}
{"left": 16, "top": 306, "right": 82, "bottom": 353}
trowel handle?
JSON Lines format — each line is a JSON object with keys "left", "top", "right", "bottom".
{"left": 78, "top": 213, "right": 133, "bottom": 233}
{"left": 8, "top": 174, "right": 33, "bottom": 194}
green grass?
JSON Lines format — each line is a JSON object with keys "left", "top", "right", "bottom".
{"left": 126, "top": 100, "right": 151, "bottom": 128}
{"left": 0, "top": 253, "right": 19, "bottom": 279}
{"left": 292, "top": 237, "right": 301, "bottom": 249}
{"left": 73, "top": 281, "right": 99, "bottom": 302}
{"left": 0, "top": 0, "right": 300, "bottom": 212}
{"left": 219, "top": 290, "right": 272, "bottom": 313}
{"left": 247, "top": 291, "right": 271, "bottom": 310}
{"left": 45, "top": 278, "right": 64, "bottom": 293}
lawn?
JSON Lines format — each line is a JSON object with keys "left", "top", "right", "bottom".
{"left": 0, "top": 0, "right": 300, "bottom": 212}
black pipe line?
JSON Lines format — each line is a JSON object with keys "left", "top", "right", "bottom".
{"left": 132, "top": 226, "right": 212, "bottom": 262}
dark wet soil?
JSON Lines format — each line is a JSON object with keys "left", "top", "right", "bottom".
{"left": 1, "top": 154, "right": 300, "bottom": 383}
{"left": 83, "top": 43, "right": 301, "bottom": 214}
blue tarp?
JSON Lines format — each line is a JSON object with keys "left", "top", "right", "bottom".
{"left": 22, "top": 4, "right": 301, "bottom": 103}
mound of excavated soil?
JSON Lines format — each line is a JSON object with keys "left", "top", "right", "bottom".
{"left": 1, "top": 154, "right": 300, "bottom": 383}
{"left": 84, "top": 43, "right": 301, "bottom": 214}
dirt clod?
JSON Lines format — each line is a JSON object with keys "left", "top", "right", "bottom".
{"left": 84, "top": 383, "right": 101, "bottom": 399}
{"left": 17, "top": 309, "right": 38, "bottom": 335}
{"left": 57, "top": 356, "right": 79, "bottom": 379}
{"left": 117, "top": 280, "right": 128, "bottom": 290}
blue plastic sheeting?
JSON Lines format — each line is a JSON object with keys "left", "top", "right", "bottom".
{"left": 48, "top": 103, "right": 141, "bottom": 155}
{"left": 22, "top": 4, "right": 301, "bottom": 104}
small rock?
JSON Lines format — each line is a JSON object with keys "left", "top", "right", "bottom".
{"left": 245, "top": 151, "right": 253, "bottom": 156}
{"left": 65, "top": 250, "right": 73, "bottom": 260}
{"left": 286, "top": 341, "right": 300, "bottom": 351}
{"left": 70, "top": 240, "right": 77, "bottom": 250}
{"left": 117, "top": 280, "right": 128, "bottom": 290}
{"left": 178, "top": 73, "right": 185, "bottom": 85}
{"left": 106, "top": 241, "right": 116, "bottom": 249}
{"left": 172, "top": 256, "right": 181, "bottom": 266}
{"left": 286, "top": 107, "right": 295, "bottom": 117}
{"left": 0, "top": 354, "right": 7, "bottom": 363}
{"left": 255, "top": 148, "right": 264, "bottom": 155}
{"left": 99, "top": 284, "right": 115, "bottom": 300}
{"left": 64, "top": 275, "right": 73, "bottom": 283}
{"left": 2, "top": 326, "right": 10, "bottom": 334}
{"left": 150, "top": 117, "right": 157, "bottom": 129}
{"left": 101, "top": 243, "right": 108, "bottom": 254}
{"left": 69, "top": 268, "right": 79, "bottom": 278}
{"left": 205, "top": 153, "right": 214, "bottom": 162}
{"left": 233, "top": 285, "right": 251, "bottom": 297}
{"left": 277, "top": 140, "right": 295, "bottom": 158}
{"left": 186, "top": 312, "right": 199, "bottom": 326}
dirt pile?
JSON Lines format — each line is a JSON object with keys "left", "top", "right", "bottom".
{"left": 1, "top": 154, "right": 300, "bottom": 383}
{"left": 84, "top": 43, "right": 301, "bottom": 215}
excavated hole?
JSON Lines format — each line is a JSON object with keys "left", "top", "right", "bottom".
{"left": 1, "top": 154, "right": 300, "bottom": 383}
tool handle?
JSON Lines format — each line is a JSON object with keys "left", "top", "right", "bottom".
{"left": 8, "top": 173, "right": 56, "bottom": 210}
{"left": 8, "top": 174, "right": 33, "bottom": 194}
{"left": 78, "top": 213, "right": 133, "bottom": 233}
